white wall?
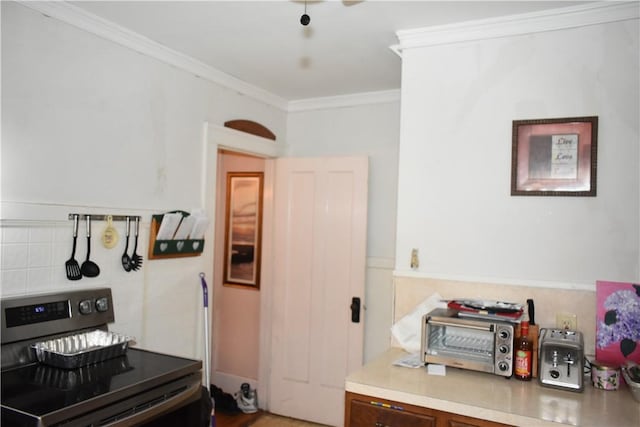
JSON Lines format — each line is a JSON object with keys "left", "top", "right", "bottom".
{"left": 395, "top": 16, "right": 639, "bottom": 287}
{"left": 0, "top": 2, "right": 287, "bottom": 360}
{"left": 287, "top": 102, "right": 400, "bottom": 361}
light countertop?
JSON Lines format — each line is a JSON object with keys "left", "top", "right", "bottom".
{"left": 345, "top": 348, "right": 640, "bottom": 427}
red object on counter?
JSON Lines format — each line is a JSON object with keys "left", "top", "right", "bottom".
{"left": 515, "top": 321, "right": 533, "bottom": 381}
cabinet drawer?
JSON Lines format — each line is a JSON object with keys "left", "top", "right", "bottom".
{"left": 349, "top": 399, "right": 436, "bottom": 427}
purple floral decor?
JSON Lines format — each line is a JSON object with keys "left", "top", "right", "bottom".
{"left": 596, "top": 280, "right": 640, "bottom": 365}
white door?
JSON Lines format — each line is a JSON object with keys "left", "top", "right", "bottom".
{"left": 269, "top": 156, "right": 368, "bottom": 426}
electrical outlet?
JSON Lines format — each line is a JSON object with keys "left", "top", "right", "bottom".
{"left": 556, "top": 312, "right": 578, "bottom": 330}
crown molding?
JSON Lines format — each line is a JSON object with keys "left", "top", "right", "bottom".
{"left": 18, "top": 1, "right": 290, "bottom": 111}
{"left": 395, "top": 1, "right": 640, "bottom": 52}
{"left": 288, "top": 89, "right": 401, "bottom": 112}
{"left": 20, "top": 1, "right": 400, "bottom": 112}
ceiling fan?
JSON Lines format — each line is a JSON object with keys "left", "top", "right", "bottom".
{"left": 299, "top": 0, "right": 365, "bottom": 26}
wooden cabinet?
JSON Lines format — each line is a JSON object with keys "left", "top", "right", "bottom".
{"left": 349, "top": 398, "right": 436, "bottom": 427}
{"left": 345, "top": 392, "right": 513, "bottom": 427}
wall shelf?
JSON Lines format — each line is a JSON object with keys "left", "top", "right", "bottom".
{"left": 148, "top": 212, "right": 205, "bottom": 259}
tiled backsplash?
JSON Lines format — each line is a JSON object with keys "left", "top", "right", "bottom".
{"left": 0, "top": 219, "right": 147, "bottom": 343}
{"left": 1, "top": 221, "right": 71, "bottom": 295}
{"left": 393, "top": 276, "right": 598, "bottom": 355}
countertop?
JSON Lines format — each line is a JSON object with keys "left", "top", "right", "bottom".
{"left": 345, "top": 348, "right": 640, "bottom": 427}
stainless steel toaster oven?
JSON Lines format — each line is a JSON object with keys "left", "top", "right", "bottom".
{"left": 421, "top": 308, "right": 515, "bottom": 377}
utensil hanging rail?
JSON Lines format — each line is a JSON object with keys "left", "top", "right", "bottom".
{"left": 68, "top": 214, "right": 141, "bottom": 222}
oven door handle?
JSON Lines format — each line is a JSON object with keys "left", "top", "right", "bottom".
{"left": 428, "top": 319, "right": 494, "bottom": 331}
{"left": 103, "top": 380, "right": 202, "bottom": 427}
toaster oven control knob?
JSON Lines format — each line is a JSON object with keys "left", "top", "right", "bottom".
{"left": 95, "top": 297, "right": 109, "bottom": 312}
{"left": 499, "top": 330, "right": 510, "bottom": 340}
{"left": 550, "top": 369, "right": 560, "bottom": 379}
{"left": 499, "top": 345, "right": 509, "bottom": 354}
{"left": 78, "top": 300, "right": 93, "bottom": 315}
{"left": 498, "top": 362, "right": 509, "bottom": 372}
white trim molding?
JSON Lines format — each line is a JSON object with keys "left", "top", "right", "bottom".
{"left": 394, "top": 1, "right": 640, "bottom": 53}
{"left": 18, "top": 0, "right": 290, "bottom": 111}
{"left": 393, "top": 269, "right": 596, "bottom": 292}
{"left": 367, "top": 257, "right": 395, "bottom": 270}
{"left": 288, "top": 90, "right": 401, "bottom": 112}
{"left": 205, "top": 124, "right": 287, "bottom": 159}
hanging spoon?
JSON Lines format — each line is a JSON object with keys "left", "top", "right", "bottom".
{"left": 130, "top": 217, "right": 143, "bottom": 271}
{"left": 80, "top": 215, "right": 100, "bottom": 278}
{"left": 121, "top": 216, "right": 132, "bottom": 272}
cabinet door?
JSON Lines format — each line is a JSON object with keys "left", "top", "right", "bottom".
{"left": 349, "top": 399, "right": 436, "bottom": 427}
{"left": 442, "top": 414, "right": 513, "bottom": 427}
{"left": 448, "top": 422, "right": 485, "bottom": 427}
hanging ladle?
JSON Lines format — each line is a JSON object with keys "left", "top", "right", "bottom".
{"left": 121, "top": 216, "right": 132, "bottom": 272}
{"left": 80, "top": 215, "right": 100, "bottom": 278}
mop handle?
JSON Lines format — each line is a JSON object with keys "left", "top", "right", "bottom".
{"left": 199, "top": 274, "right": 211, "bottom": 390}
{"left": 199, "top": 273, "right": 215, "bottom": 426}
{"left": 200, "top": 272, "right": 209, "bottom": 308}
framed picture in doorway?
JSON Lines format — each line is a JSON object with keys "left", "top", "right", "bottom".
{"left": 511, "top": 116, "right": 598, "bottom": 196}
{"left": 223, "top": 172, "right": 264, "bottom": 288}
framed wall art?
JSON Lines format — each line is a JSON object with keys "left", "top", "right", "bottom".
{"left": 596, "top": 280, "right": 640, "bottom": 365}
{"left": 223, "top": 172, "right": 264, "bottom": 288}
{"left": 511, "top": 116, "right": 598, "bottom": 196}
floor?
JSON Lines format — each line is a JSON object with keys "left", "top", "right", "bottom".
{"left": 216, "top": 411, "right": 327, "bottom": 427}
{"left": 216, "top": 410, "right": 263, "bottom": 427}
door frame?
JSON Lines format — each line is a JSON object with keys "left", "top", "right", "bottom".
{"left": 202, "top": 122, "right": 285, "bottom": 408}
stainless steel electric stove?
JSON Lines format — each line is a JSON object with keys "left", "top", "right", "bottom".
{"left": 1, "top": 288, "right": 207, "bottom": 427}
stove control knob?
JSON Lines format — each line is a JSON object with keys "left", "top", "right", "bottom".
{"left": 499, "top": 330, "right": 510, "bottom": 340}
{"left": 79, "top": 300, "right": 93, "bottom": 315}
{"left": 95, "top": 297, "right": 109, "bottom": 312}
{"left": 499, "top": 345, "right": 509, "bottom": 354}
{"left": 498, "top": 362, "right": 509, "bottom": 372}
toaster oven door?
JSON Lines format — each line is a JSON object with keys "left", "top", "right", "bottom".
{"left": 422, "top": 316, "right": 513, "bottom": 376}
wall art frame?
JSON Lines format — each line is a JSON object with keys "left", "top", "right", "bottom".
{"left": 511, "top": 116, "right": 598, "bottom": 196}
{"left": 223, "top": 172, "right": 264, "bottom": 288}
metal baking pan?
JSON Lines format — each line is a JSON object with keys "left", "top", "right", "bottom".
{"left": 31, "top": 330, "right": 133, "bottom": 369}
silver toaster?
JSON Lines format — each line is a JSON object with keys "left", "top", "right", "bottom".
{"left": 538, "top": 329, "right": 584, "bottom": 392}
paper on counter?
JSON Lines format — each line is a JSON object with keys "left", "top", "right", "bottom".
{"left": 427, "top": 364, "right": 446, "bottom": 376}
{"left": 156, "top": 212, "right": 183, "bottom": 240}
{"left": 392, "top": 352, "right": 424, "bottom": 369}
{"left": 390, "top": 292, "right": 446, "bottom": 354}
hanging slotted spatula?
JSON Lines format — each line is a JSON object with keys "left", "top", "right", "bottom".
{"left": 121, "top": 216, "right": 132, "bottom": 272}
{"left": 65, "top": 214, "right": 82, "bottom": 281}
{"left": 130, "top": 217, "right": 143, "bottom": 271}
{"left": 80, "top": 215, "right": 100, "bottom": 278}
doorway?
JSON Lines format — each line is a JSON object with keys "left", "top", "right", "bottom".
{"left": 212, "top": 150, "right": 266, "bottom": 397}
{"left": 203, "top": 124, "right": 368, "bottom": 426}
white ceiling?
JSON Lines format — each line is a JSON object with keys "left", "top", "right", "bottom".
{"left": 68, "top": 1, "right": 585, "bottom": 101}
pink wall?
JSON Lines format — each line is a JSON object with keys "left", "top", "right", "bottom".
{"left": 213, "top": 151, "right": 264, "bottom": 382}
